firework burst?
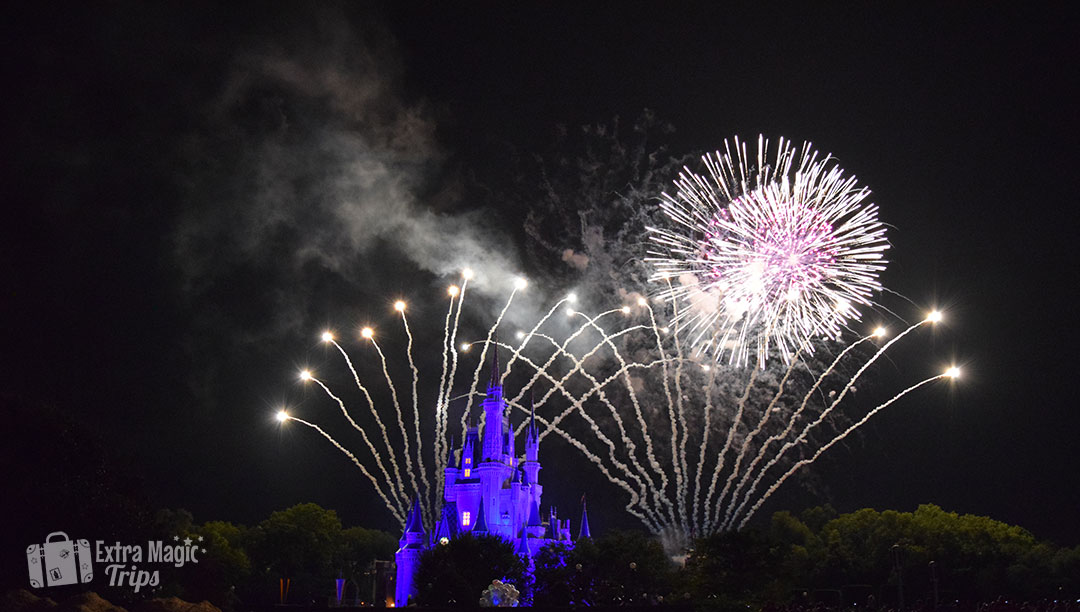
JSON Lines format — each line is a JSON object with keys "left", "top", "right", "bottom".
{"left": 648, "top": 136, "right": 889, "bottom": 367}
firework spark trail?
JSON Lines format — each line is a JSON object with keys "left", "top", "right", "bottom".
{"left": 640, "top": 302, "right": 682, "bottom": 521}
{"left": 506, "top": 327, "right": 671, "bottom": 528}
{"left": 499, "top": 297, "right": 570, "bottom": 387}
{"left": 506, "top": 307, "right": 626, "bottom": 420}
{"left": 735, "top": 374, "right": 947, "bottom": 530}
{"left": 703, "top": 365, "right": 761, "bottom": 531}
{"left": 692, "top": 347, "right": 721, "bottom": 535}
{"left": 441, "top": 277, "right": 470, "bottom": 467}
{"left": 328, "top": 341, "right": 408, "bottom": 506}
{"left": 397, "top": 305, "right": 432, "bottom": 520}
{"left": 286, "top": 415, "right": 406, "bottom": 526}
{"left": 524, "top": 406, "right": 658, "bottom": 530}
{"left": 720, "top": 333, "right": 876, "bottom": 529}
{"left": 308, "top": 374, "right": 405, "bottom": 510}
{"left": 584, "top": 305, "right": 680, "bottom": 527}
{"left": 494, "top": 339, "right": 667, "bottom": 529}
{"left": 367, "top": 336, "right": 424, "bottom": 524}
{"left": 433, "top": 287, "right": 457, "bottom": 499}
{"left": 653, "top": 284, "right": 685, "bottom": 528}
{"left": 716, "top": 352, "right": 803, "bottom": 529}
{"left": 511, "top": 321, "right": 651, "bottom": 440}
{"left": 667, "top": 286, "right": 692, "bottom": 532}
{"left": 459, "top": 284, "right": 522, "bottom": 439}
{"left": 723, "top": 320, "right": 929, "bottom": 530}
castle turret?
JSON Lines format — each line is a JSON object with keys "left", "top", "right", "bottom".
{"left": 522, "top": 395, "right": 542, "bottom": 507}
{"left": 461, "top": 428, "right": 478, "bottom": 479}
{"left": 526, "top": 499, "right": 545, "bottom": 538}
{"left": 443, "top": 436, "right": 458, "bottom": 501}
{"left": 578, "top": 496, "right": 591, "bottom": 540}
{"left": 482, "top": 345, "right": 505, "bottom": 461}
{"left": 515, "top": 526, "right": 532, "bottom": 557}
{"left": 394, "top": 498, "right": 426, "bottom": 606}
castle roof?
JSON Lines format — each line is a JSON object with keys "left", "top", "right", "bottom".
{"left": 515, "top": 527, "right": 531, "bottom": 556}
{"left": 578, "top": 497, "right": 591, "bottom": 540}
{"left": 404, "top": 497, "right": 425, "bottom": 535}
{"left": 472, "top": 500, "right": 489, "bottom": 533}
{"left": 527, "top": 500, "right": 542, "bottom": 528}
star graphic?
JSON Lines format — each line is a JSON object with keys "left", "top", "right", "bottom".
{"left": 202, "top": 548, "right": 207, "bottom": 554}
{"left": 173, "top": 535, "right": 179, "bottom": 541}
{"left": 198, "top": 536, "right": 204, "bottom": 542}
{"left": 183, "top": 537, "right": 193, "bottom": 546}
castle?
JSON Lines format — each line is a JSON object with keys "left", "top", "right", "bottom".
{"left": 394, "top": 351, "right": 590, "bottom": 605}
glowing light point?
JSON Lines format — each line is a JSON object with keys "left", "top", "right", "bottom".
{"left": 299, "top": 370, "right": 312, "bottom": 381}
{"left": 515, "top": 330, "right": 526, "bottom": 340}
{"left": 460, "top": 342, "right": 471, "bottom": 353}
{"left": 321, "top": 331, "right": 334, "bottom": 343}
{"left": 462, "top": 268, "right": 474, "bottom": 280}
{"left": 394, "top": 300, "right": 406, "bottom": 312}
{"left": 874, "top": 327, "right": 887, "bottom": 338}
{"left": 702, "top": 365, "right": 711, "bottom": 372}
{"left": 276, "top": 410, "right": 289, "bottom": 422}
{"left": 637, "top": 297, "right": 647, "bottom": 306}
{"left": 514, "top": 277, "right": 528, "bottom": 290}
{"left": 660, "top": 327, "right": 670, "bottom": 334}
{"left": 927, "top": 310, "right": 943, "bottom": 323}
{"left": 945, "top": 366, "right": 961, "bottom": 378}
{"left": 621, "top": 306, "right": 631, "bottom": 315}
{"left": 566, "top": 308, "right": 575, "bottom": 317}
{"left": 448, "top": 285, "right": 460, "bottom": 297}
{"left": 566, "top": 292, "right": 577, "bottom": 303}
{"left": 361, "top": 327, "right": 374, "bottom": 339}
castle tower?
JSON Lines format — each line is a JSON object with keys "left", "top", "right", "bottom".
{"left": 394, "top": 498, "right": 426, "bottom": 606}
{"left": 523, "top": 395, "right": 542, "bottom": 508}
{"left": 481, "top": 346, "right": 505, "bottom": 461}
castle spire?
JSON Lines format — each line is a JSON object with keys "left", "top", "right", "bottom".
{"left": 515, "top": 526, "right": 532, "bottom": 556}
{"left": 446, "top": 435, "right": 457, "bottom": 469}
{"left": 488, "top": 338, "right": 501, "bottom": 389}
{"left": 472, "top": 499, "right": 489, "bottom": 534}
{"left": 524, "top": 390, "right": 537, "bottom": 442}
{"left": 405, "top": 497, "right": 425, "bottom": 535}
{"left": 577, "top": 495, "right": 591, "bottom": 540}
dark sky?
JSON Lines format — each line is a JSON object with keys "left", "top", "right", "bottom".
{"left": 3, "top": 0, "right": 1078, "bottom": 556}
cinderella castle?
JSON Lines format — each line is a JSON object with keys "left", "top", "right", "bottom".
{"left": 394, "top": 350, "right": 591, "bottom": 605}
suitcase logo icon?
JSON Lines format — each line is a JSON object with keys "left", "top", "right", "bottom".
{"left": 27, "top": 532, "right": 93, "bottom": 588}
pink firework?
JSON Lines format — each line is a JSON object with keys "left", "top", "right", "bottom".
{"left": 648, "top": 136, "right": 889, "bottom": 366}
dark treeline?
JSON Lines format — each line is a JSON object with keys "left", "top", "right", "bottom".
{"left": 413, "top": 504, "right": 1079, "bottom": 609}
{"left": 147, "top": 504, "right": 397, "bottom": 609}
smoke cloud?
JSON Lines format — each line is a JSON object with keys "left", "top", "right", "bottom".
{"left": 173, "top": 11, "right": 525, "bottom": 348}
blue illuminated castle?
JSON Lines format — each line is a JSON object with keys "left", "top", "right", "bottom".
{"left": 394, "top": 350, "right": 590, "bottom": 605}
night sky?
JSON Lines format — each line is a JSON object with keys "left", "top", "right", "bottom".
{"left": 3, "top": 0, "right": 1078, "bottom": 560}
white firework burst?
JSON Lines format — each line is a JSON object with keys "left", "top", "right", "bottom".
{"left": 648, "top": 136, "right": 889, "bottom": 366}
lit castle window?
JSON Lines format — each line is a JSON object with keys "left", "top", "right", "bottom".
{"left": 462, "top": 511, "right": 471, "bottom": 526}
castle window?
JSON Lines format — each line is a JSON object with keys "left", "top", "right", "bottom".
{"left": 464, "top": 457, "right": 471, "bottom": 466}
{"left": 463, "top": 468, "right": 471, "bottom": 478}
{"left": 462, "top": 511, "right": 471, "bottom": 526}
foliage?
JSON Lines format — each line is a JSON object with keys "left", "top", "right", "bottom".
{"left": 144, "top": 503, "right": 395, "bottom": 609}
{"left": 532, "top": 531, "right": 675, "bottom": 606}
{"left": 414, "top": 533, "right": 528, "bottom": 607}
{"left": 687, "top": 504, "right": 1079, "bottom": 607}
